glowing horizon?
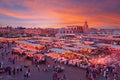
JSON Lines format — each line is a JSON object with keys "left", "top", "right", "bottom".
{"left": 0, "top": 0, "right": 120, "bottom": 28}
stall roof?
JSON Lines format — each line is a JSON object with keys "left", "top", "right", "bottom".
{"left": 40, "top": 40, "right": 52, "bottom": 42}
{"left": 17, "top": 41, "right": 41, "bottom": 47}
{"left": 28, "top": 39, "right": 51, "bottom": 42}
{"left": 64, "top": 47, "right": 80, "bottom": 51}
{"left": 12, "top": 47, "right": 25, "bottom": 52}
{"left": 96, "top": 43, "right": 110, "bottom": 46}
{"left": 111, "top": 45, "right": 120, "bottom": 49}
{"left": 96, "top": 43, "right": 120, "bottom": 49}
{"left": 72, "top": 42, "right": 83, "bottom": 45}
{"left": 56, "top": 42, "right": 65, "bottom": 44}
{"left": 49, "top": 48, "right": 68, "bottom": 53}
{"left": 80, "top": 46, "right": 96, "bottom": 49}
{"left": 28, "top": 40, "right": 39, "bottom": 43}
{"left": 25, "top": 51, "right": 36, "bottom": 54}
{"left": 12, "top": 47, "right": 21, "bottom": 49}
{"left": 19, "top": 46, "right": 40, "bottom": 52}
{"left": 84, "top": 41, "right": 94, "bottom": 44}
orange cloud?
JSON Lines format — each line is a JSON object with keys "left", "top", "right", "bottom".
{"left": 0, "top": 0, "right": 120, "bottom": 28}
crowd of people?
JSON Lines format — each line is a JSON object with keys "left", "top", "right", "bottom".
{"left": 47, "top": 52, "right": 90, "bottom": 69}
{"left": 52, "top": 72, "right": 67, "bottom": 80}
{"left": 0, "top": 41, "right": 119, "bottom": 80}
{"left": 86, "top": 64, "right": 119, "bottom": 80}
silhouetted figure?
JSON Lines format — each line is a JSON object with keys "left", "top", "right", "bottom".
{"left": 13, "top": 67, "right": 16, "bottom": 75}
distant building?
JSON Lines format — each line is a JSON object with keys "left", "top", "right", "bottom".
{"left": 24, "top": 29, "right": 42, "bottom": 35}
{"left": 58, "top": 21, "right": 88, "bottom": 34}
{"left": 56, "top": 21, "right": 89, "bottom": 39}
{"left": 0, "top": 27, "right": 11, "bottom": 33}
{"left": 59, "top": 26, "right": 83, "bottom": 34}
{"left": 0, "top": 26, "right": 25, "bottom": 34}
{"left": 41, "top": 28, "right": 58, "bottom": 36}
{"left": 0, "top": 21, "right": 89, "bottom": 37}
{"left": 83, "top": 21, "right": 88, "bottom": 34}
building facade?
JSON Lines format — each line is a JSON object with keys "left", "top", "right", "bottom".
{"left": 59, "top": 26, "right": 83, "bottom": 34}
{"left": 24, "top": 29, "right": 42, "bottom": 35}
{"left": 41, "top": 28, "right": 58, "bottom": 36}
{"left": 58, "top": 21, "right": 88, "bottom": 34}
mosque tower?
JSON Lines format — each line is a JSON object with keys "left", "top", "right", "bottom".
{"left": 83, "top": 21, "right": 88, "bottom": 34}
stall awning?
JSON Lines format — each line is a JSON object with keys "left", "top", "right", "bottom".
{"left": 49, "top": 48, "right": 68, "bottom": 53}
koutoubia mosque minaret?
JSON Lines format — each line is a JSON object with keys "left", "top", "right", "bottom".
{"left": 83, "top": 21, "right": 88, "bottom": 34}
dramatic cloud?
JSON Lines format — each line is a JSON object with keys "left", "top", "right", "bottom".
{"left": 0, "top": 0, "right": 120, "bottom": 28}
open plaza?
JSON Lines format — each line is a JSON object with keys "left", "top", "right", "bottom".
{"left": 0, "top": 36, "right": 119, "bottom": 80}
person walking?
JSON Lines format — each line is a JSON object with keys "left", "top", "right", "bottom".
{"left": 24, "top": 72, "right": 27, "bottom": 80}
{"left": 26, "top": 68, "right": 31, "bottom": 78}
{"left": 37, "top": 64, "right": 40, "bottom": 71}
{"left": 16, "top": 66, "right": 19, "bottom": 74}
{"left": 53, "top": 71, "right": 58, "bottom": 80}
{"left": 8, "top": 69, "right": 11, "bottom": 75}
{"left": 12, "top": 58, "right": 15, "bottom": 64}
{"left": 0, "top": 61, "right": 3, "bottom": 68}
{"left": 62, "top": 74, "right": 67, "bottom": 80}
{"left": 12, "top": 67, "right": 16, "bottom": 75}
{"left": 20, "top": 65, "right": 22, "bottom": 72}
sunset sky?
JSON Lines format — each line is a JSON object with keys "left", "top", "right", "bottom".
{"left": 0, "top": 0, "right": 120, "bottom": 28}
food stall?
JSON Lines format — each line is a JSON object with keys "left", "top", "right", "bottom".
{"left": 16, "top": 41, "right": 43, "bottom": 51}
{"left": 64, "top": 46, "right": 80, "bottom": 52}
{"left": 95, "top": 43, "right": 120, "bottom": 54}
{"left": 12, "top": 47, "right": 25, "bottom": 54}
{"left": 24, "top": 51, "right": 36, "bottom": 59}
{"left": 79, "top": 46, "right": 96, "bottom": 55}
{"left": 83, "top": 41, "right": 94, "bottom": 45}
{"left": 49, "top": 48, "right": 68, "bottom": 54}
{"left": 33, "top": 54, "right": 46, "bottom": 63}
{"left": 46, "top": 48, "right": 69, "bottom": 63}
